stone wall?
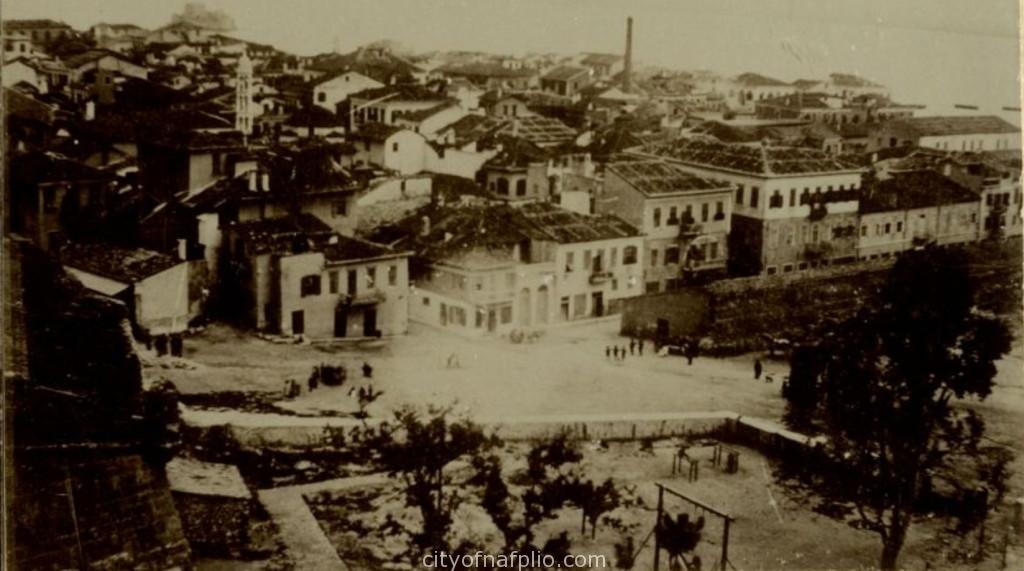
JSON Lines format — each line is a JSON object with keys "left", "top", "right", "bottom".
{"left": 13, "top": 452, "right": 192, "bottom": 570}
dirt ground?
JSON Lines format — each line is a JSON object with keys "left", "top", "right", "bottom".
{"left": 153, "top": 319, "right": 790, "bottom": 420}
{"left": 306, "top": 439, "right": 1006, "bottom": 571}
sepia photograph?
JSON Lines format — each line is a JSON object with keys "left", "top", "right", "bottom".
{"left": 1, "top": 1, "right": 1022, "bottom": 569}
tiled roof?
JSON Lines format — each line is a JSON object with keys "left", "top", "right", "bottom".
{"left": 437, "top": 113, "right": 504, "bottom": 146}
{"left": 61, "top": 242, "right": 182, "bottom": 283}
{"left": 735, "top": 72, "right": 790, "bottom": 87}
{"left": 398, "top": 101, "right": 459, "bottom": 123}
{"left": 543, "top": 65, "right": 591, "bottom": 83}
{"left": 860, "top": 171, "right": 978, "bottom": 214}
{"left": 581, "top": 53, "right": 622, "bottom": 66}
{"left": 388, "top": 202, "right": 639, "bottom": 261}
{"left": 353, "top": 121, "right": 405, "bottom": 142}
{"left": 516, "top": 202, "right": 640, "bottom": 243}
{"left": 323, "top": 235, "right": 400, "bottom": 262}
{"left": 439, "top": 62, "right": 536, "bottom": 79}
{"left": 828, "top": 73, "right": 884, "bottom": 88}
{"left": 888, "top": 115, "right": 1019, "bottom": 137}
{"left": 482, "top": 136, "right": 550, "bottom": 169}
{"left": 10, "top": 152, "right": 113, "bottom": 186}
{"left": 607, "top": 159, "right": 727, "bottom": 195}
{"left": 285, "top": 106, "right": 344, "bottom": 128}
{"left": 350, "top": 83, "right": 447, "bottom": 103}
{"left": 498, "top": 115, "right": 578, "bottom": 147}
{"left": 647, "top": 137, "right": 861, "bottom": 176}
{"left": 4, "top": 19, "right": 71, "bottom": 30}
{"left": 228, "top": 213, "right": 335, "bottom": 255}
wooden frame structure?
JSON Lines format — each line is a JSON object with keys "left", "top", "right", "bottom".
{"left": 653, "top": 482, "right": 734, "bottom": 571}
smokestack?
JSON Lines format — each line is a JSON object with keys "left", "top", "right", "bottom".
{"left": 623, "top": 17, "right": 633, "bottom": 93}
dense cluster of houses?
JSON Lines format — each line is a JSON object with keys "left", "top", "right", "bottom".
{"left": 5, "top": 12, "right": 1021, "bottom": 343}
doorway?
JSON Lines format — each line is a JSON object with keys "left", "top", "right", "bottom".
{"left": 363, "top": 307, "right": 378, "bottom": 337}
{"left": 334, "top": 307, "right": 348, "bottom": 337}
{"left": 591, "top": 292, "right": 604, "bottom": 317}
{"left": 291, "top": 310, "right": 305, "bottom": 335}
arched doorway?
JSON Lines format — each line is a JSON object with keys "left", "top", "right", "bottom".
{"left": 535, "top": 285, "right": 549, "bottom": 325}
{"left": 517, "top": 287, "right": 532, "bottom": 326}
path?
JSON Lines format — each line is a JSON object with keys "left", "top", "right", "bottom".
{"left": 257, "top": 474, "right": 387, "bottom": 571}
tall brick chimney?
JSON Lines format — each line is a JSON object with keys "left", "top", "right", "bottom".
{"left": 623, "top": 16, "right": 633, "bottom": 93}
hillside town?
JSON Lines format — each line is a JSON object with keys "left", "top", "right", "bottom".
{"left": 4, "top": 3, "right": 1024, "bottom": 571}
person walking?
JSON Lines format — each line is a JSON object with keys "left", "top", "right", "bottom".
{"left": 308, "top": 371, "right": 318, "bottom": 392}
{"left": 754, "top": 358, "right": 763, "bottom": 381}
{"left": 362, "top": 361, "right": 373, "bottom": 378}
{"left": 638, "top": 339, "right": 644, "bottom": 356}
{"left": 606, "top": 346, "right": 611, "bottom": 360}
{"left": 629, "top": 338, "right": 636, "bottom": 355}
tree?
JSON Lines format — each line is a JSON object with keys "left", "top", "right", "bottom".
{"left": 371, "top": 406, "right": 498, "bottom": 553}
{"left": 786, "top": 246, "right": 1012, "bottom": 570}
{"left": 573, "top": 478, "right": 621, "bottom": 539}
{"left": 781, "top": 344, "right": 827, "bottom": 432}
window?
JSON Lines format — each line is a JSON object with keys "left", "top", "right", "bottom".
{"left": 653, "top": 208, "right": 662, "bottom": 227}
{"left": 332, "top": 200, "right": 347, "bottom": 217}
{"left": 714, "top": 201, "right": 724, "bottom": 220}
{"left": 896, "top": 221, "right": 903, "bottom": 233}
{"left": 884, "top": 223, "right": 891, "bottom": 234}
{"left": 789, "top": 189, "right": 796, "bottom": 207}
{"left": 623, "top": 246, "right": 638, "bottom": 264}
{"left": 861, "top": 225, "right": 867, "bottom": 237}
{"left": 565, "top": 252, "right": 575, "bottom": 272}
{"left": 516, "top": 179, "right": 526, "bottom": 196}
{"left": 497, "top": 178, "right": 509, "bottom": 195}
{"left": 300, "top": 275, "right": 321, "bottom": 297}
{"left": 392, "top": 142, "right": 399, "bottom": 152}
{"left": 583, "top": 249, "right": 592, "bottom": 270}
{"left": 366, "top": 267, "right": 376, "bottom": 288}
{"left": 329, "top": 271, "right": 339, "bottom": 293}
{"left": 668, "top": 206, "right": 678, "bottom": 225}
{"left": 348, "top": 269, "right": 358, "bottom": 295}
{"left": 769, "top": 191, "right": 783, "bottom": 209}
{"left": 388, "top": 265, "right": 398, "bottom": 286}
{"left": 701, "top": 202, "right": 709, "bottom": 222}
{"left": 422, "top": 296, "right": 430, "bottom": 306}
{"left": 750, "top": 186, "right": 759, "bottom": 208}
{"left": 610, "top": 247, "right": 618, "bottom": 267}
{"left": 735, "top": 185, "right": 744, "bottom": 205}
{"left": 665, "top": 246, "right": 680, "bottom": 265}
{"left": 709, "top": 242, "right": 718, "bottom": 260}
{"left": 650, "top": 248, "right": 659, "bottom": 267}
{"left": 317, "top": 91, "right": 326, "bottom": 102}
{"left": 500, "top": 305, "right": 513, "bottom": 324}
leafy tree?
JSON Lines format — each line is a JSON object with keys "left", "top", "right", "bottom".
{"left": 782, "top": 344, "right": 828, "bottom": 432}
{"left": 371, "top": 406, "right": 498, "bottom": 553}
{"left": 784, "top": 246, "right": 1012, "bottom": 570}
{"left": 573, "top": 478, "right": 621, "bottom": 539}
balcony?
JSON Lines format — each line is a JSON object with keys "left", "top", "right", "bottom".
{"left": 340, "top": 288, "right": 387, "bottom": 307}
{"left": 678, "top": 214, "right": 702, "bottom": 240}
{"left": 589, "top": 271, "right": 613, "bottom": 285}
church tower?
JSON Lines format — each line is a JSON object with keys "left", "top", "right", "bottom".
{"left": 235, "top": 51, "right": 254, "bottom": 136}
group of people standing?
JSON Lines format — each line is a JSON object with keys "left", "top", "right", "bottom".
{"left": 606, "top": 337, "right": 645, "bottom": 361}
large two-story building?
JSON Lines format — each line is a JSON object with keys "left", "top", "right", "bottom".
{"left": 637, "top": 137, "right": 865, "bottom": 275}
{"left": 600, "top": 159, "right": 733, "bottom": 291}
{"left": 378, "top": 202, "right": 644, "bottom": 336}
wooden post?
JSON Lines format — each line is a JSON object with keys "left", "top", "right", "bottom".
{"left": 721, "top": 517, "right": 731, "bottom": 571}
{"left": 654, "top": 484, "right": 665, "bottom": 571}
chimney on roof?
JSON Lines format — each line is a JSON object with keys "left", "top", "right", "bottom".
{"left": 623, "top": 17, "right": 633, "bottom": 93}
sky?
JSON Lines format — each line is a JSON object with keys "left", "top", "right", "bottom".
{"left": 5, "top": 0, "right": 1022, "bottom": 123}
